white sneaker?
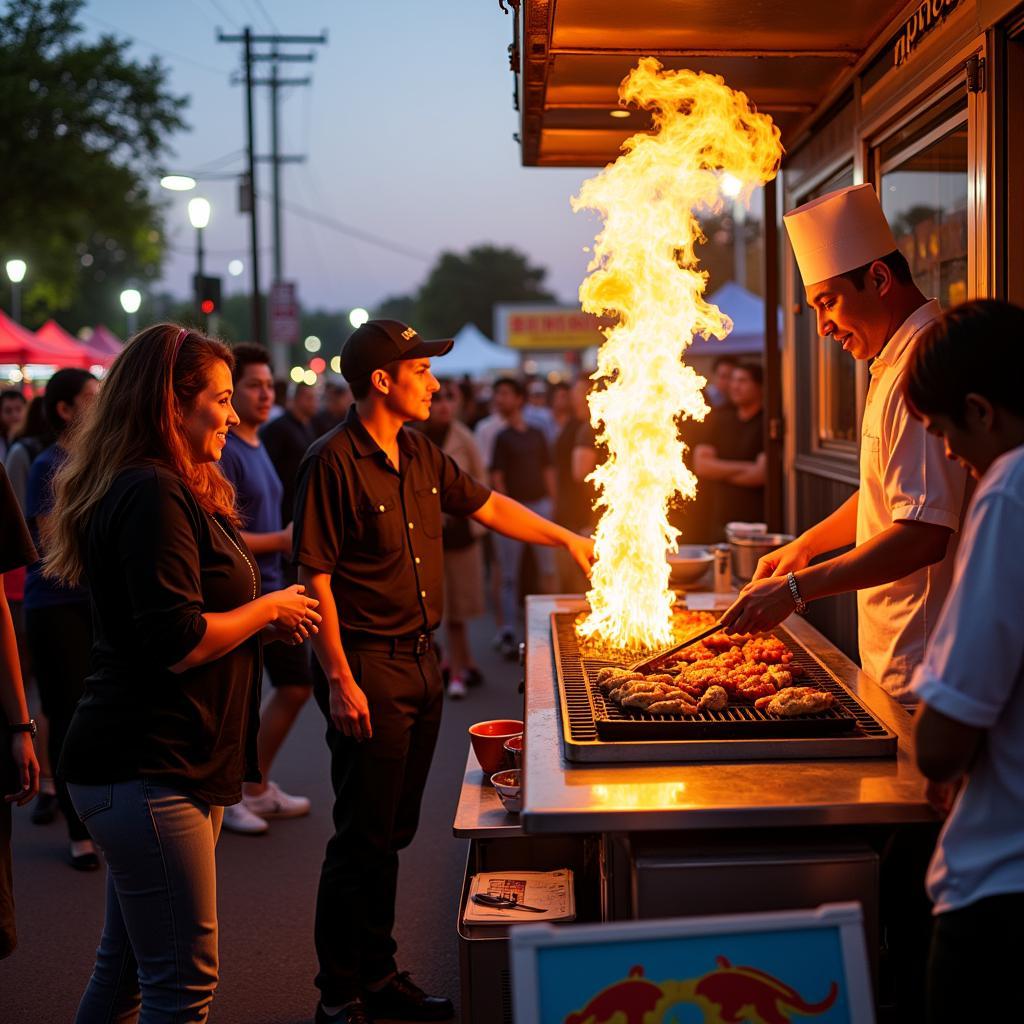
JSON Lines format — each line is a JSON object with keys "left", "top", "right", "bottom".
{"left": 223, "top": 802, "right": 269, "bottom": 835}
{"left": 447, "top": 677, "right": 467, "bottom": 700}
{"left": 243, "top": 780, "right": 311, "bottom": 819}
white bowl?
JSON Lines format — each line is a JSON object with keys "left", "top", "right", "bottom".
{"left": 667, "top": 545, "right": 713, "bottom": 586}
{"left": 490, "top": 769, "right": 522, "bottom": 813}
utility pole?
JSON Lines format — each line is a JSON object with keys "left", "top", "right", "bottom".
{"left": 217, "top": 27, "right": 327, "bottom": 358}
{"left": 249, "top": 50, "right": 314, "bottom": 284}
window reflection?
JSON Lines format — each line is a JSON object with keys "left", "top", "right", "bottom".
{"left": 881, "top": 103, "right": 969, "bottom": 309}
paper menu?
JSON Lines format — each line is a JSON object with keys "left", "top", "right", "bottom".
{"left": 464, "top": 868, "right": 576, "bottom": 924}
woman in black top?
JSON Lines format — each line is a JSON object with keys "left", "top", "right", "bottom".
{"left": 43, "top": 324, "right": 320, "bottom": 1023}
{"left": 0, "top": 462, "right": 40, "bottom": 960}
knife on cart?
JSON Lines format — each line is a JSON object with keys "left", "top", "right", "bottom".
{"left": 627, "top": 619, "right": 725, "bottom": 674}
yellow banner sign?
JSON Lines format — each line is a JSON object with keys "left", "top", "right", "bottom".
{"left": 497, "top": 305, "right": 609, "bottom": 350}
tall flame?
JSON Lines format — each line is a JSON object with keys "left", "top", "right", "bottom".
{"left": 574, "top": 58, "right": 782, "bottom": 652}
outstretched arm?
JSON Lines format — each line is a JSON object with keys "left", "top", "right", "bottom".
{"left": 472, "top": 492, "right": 594, "bottom": 576}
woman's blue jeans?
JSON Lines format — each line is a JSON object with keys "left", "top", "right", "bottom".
{"left": 67, "top": 780, "right": 224, "bottom": 1024}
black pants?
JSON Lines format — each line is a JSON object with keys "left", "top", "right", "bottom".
{"left": 312, "top": 644, "right": 444, "bottom": 1005}
{"left": 927, "top": 892, "right": 1024, "bottom": 1022}
{"left": 25, "top": 601, "right": 93, "bottom": 843}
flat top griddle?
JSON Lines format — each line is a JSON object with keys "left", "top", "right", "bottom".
{"left": 551, "top": 612, "right": 898, "bottom": 762}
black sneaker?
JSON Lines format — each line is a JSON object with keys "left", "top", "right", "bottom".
{"left": 365, "top": 972, "right": 453, "bottom": 1022}
{"left": 315, "top": 999, "right": 373, "bottom": 1024}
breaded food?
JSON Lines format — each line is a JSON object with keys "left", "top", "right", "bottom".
{"left": 646, "top": 697, "right": 700, "bottom": 715}
{"left": 621, "top": 687, "right": 688, "bottom": 709}
{"left": 764, "top": 687, "right": 836, "bottom": 717}
{"left": 765, "top": 665, "right": 794, "bottom": 690}
{"left": 595, "top": 668, "right": 644, "bottom": 692}
{"left": 697, "top": 685, "right": 729, "bottom": 712}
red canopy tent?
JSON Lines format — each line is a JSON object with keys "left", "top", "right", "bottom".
{"left": 89, "top": 324, "right": 124, "bottom": 356}
{"left": 0, "top": 309, "right": 89, "bottom": 368}
{"left": 37, "top": 319, "right": 114, "bottom": 369}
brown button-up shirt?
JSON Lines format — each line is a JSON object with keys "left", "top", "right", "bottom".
{"left": 292, "top": 405, "right": 491, "bottom": 636}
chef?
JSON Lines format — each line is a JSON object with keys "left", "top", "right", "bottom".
{"left": 720, "top": 184, "right": 968, "bottom": 701}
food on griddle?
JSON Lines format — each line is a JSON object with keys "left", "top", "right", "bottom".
{"left": 622, "top": 687, "right": 689, "bottom": 710}
{"left": 645, "top": 696, "right": 699, "bottom": 715}
{"left": 595, "top": 668, "right": 644, "bottom": 692}
{"left": 697, "top": 685, "right": 728, "bottom": 711}
{"left": 595, "top": 628, "right": 830, "bottom": 718}
{"left": 757, "top": 687, "right": 836, "bottom": 717}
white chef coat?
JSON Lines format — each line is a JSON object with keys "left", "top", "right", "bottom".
{"left": 856, "top": 299, "right": 967, "bottom": 700}
{"left": 910, "top": 444, "right": 1024, "bottom": 914}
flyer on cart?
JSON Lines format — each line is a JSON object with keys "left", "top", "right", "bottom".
{"left": 464, "top": 869, "right": 576, "bottom": 924}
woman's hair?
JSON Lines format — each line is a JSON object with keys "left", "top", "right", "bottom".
{"left": 44, "top": 324, "right": 238, "bottom": 585}
{"left": 904, "top": 299, "right": 1024, "bottom": 426}
{"left": 43, "top": 368, "right": 96, "bottom": 436}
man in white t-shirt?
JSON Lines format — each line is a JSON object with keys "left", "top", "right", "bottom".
{"left": 901, "top": 299, "right": 1024, "bottom": 1023}
{"left": 720, "top": 185, "right": 967, "bottom": 702}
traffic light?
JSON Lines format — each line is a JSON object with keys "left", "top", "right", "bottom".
{"left": 193, "top": 274, "right": 222, "bottom": 317}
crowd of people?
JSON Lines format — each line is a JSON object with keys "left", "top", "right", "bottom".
{"left": 0, "top": 318, "right": 594, "bottom": 1023}
{"left": 0, "top": 269, "right": 1021, "bottom": 1022}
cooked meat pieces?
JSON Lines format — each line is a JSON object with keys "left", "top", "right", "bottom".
{"left": 622, "top": 687, "right": 689, "bottom": 710}
{"left": 608, "top": 679, "right": 677, "bottom": 702}
{"left": 595, "top": 668, "right": 644, "bottom": 692}
{"left": 765, "top": 665, "right": 794, "bottom": 689}
{"left": 742, "top": 636, "right": 794, "bottom": 666}
{"left": 697, "top": 685, "right": 728, "bottom": 711}
{"left": 733, "top": 675, "right": 778, "bottom": 702}
{"left": 763, "top": 687, "right": 836, "bottom": 717}
{"left": 645, "top": 697, "right": 700, "bottom": 715}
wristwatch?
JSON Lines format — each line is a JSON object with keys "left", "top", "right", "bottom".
{"left": 786, "top": 572, "right": 808, "bottom": 615}
{"left": 8, "top": 719, "right": 37, "bottom": 738}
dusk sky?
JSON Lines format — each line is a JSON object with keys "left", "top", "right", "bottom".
{"left": 81, "top": 0, "right": 601, "bottom": 320}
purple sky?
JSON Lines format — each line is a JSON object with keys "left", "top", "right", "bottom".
{"left": 82, "top": 0, "right": 601, "bottom": 321}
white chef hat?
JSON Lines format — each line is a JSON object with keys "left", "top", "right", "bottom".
{"left": 784, "top": 184, "right": 898, "bottom": 286}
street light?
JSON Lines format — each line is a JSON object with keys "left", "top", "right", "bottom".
{"left": 120, "top": 288, "right": 141, "bottom": 337}
{"left": 228, "top": 259, "right": 244, "bottom": 277}
{"left": 188, "top": 197, "right": 211, "bottom": 322}
{"left": 349, "top": 307, "right": 370, "bottom": 329}
{"left": 160, "top": 174, "right": 197, "bottom": 192}
{"left": 5, "top": 259, "right": 26, "bottom": 323}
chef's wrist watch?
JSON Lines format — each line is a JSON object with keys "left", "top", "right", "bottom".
{"left": 786, "top": 572, "right": 808, "bottom": 615}
{"left": 8, "top": 719, "right": 37, "bottom": 739}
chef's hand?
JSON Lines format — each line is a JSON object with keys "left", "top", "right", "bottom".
{"left": 719, "top": 575, "right": 798, "bottom": 635}
{"left": 752, "top": 536, "right": 814, "bottom": 582}
{"left": 329, "top": 676, "right": 372, "bottom": 742}
{"left": 4, "top": 734, "right": 40, "bottom": 807}
{"left": 565, "top": 532, "right": 596, "bottom": 578}
{"left": 925, "top": 778, "right": 961, "bottom": 817}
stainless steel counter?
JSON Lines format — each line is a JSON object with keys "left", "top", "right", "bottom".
{"left": 521, "top": 595, "right": 937, "bottom": 834}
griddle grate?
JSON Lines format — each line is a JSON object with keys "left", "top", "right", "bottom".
{"left": 552, "top": 612, "right": 893, "bottom": 746}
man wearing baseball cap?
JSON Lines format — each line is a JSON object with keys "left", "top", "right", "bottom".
{"left": 721, "top": 184, "right": 967, "bottom": 703}
{"left": 293, "top": 320, "right": 594, "bottom": 1024}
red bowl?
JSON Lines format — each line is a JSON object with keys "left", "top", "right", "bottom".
{"left": 469, "top": 720, "right": 523, "bottom": 775}
{"left": 503, "top": 734, "right": 524, "bottom": 770}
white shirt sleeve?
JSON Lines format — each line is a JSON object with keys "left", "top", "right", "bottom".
{"left": 910, "top": 488, "right": 1024, "bottom": 727}
{"left": 882, "top": 390, "right": 965, "bottom": 530}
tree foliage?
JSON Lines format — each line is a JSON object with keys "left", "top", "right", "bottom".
{"left": 413, "top": 244, "right": 555, "bottom": 338}
{"left": 0, "top": 0, "right": 187, "bottom": 327}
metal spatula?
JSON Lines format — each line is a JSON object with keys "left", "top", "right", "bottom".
{"left": 627, "top": 619, "right": 725, "bottom": 674}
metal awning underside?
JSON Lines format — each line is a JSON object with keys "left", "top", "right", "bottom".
{"left": 509, "top": 0, "right": 908, "bottom": 166}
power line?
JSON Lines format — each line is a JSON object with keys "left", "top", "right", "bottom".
{"left": 81, "top": 12, "right": 230, "bottom": 77}
{"left": 267, "top": 195, "right": 434, "bottom": 263}
{"left": 207, "top": 0, "right": 242, "bottom": 30}
{"left": 252, "top": 0, "right": 280, "bottom": 33}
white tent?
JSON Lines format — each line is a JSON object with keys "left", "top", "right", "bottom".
{"left": 688, "top": 281, "right": 782, "bottom": 357}
{"left": 439, "top": 322, "right": 520, "bottom": 378}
